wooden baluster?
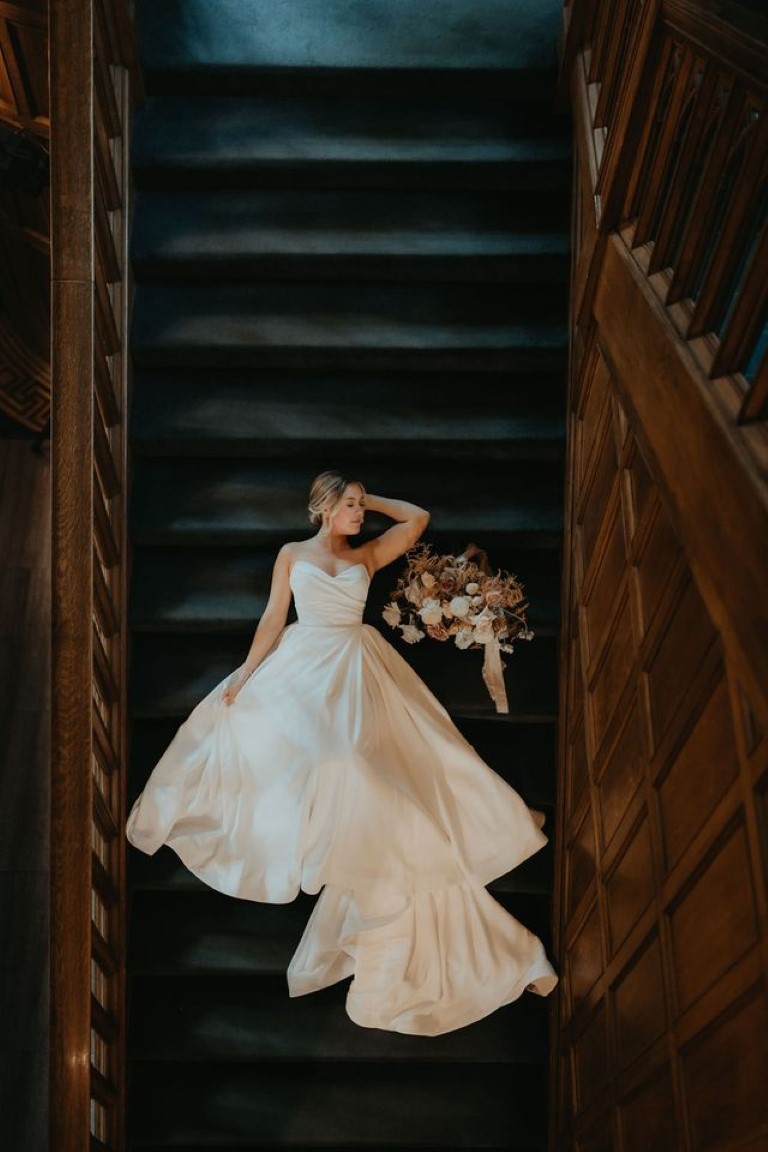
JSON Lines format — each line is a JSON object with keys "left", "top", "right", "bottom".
{"left": 687, "top": 109, "right": 767, "bottom": 340}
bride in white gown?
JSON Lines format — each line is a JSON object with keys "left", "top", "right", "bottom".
{"left": 126, "top": 469, "right": 558, "bottom": 1036}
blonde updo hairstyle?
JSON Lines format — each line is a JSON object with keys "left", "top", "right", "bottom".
{"left": 307, "top": 470, "right": 366, "bottom": 529}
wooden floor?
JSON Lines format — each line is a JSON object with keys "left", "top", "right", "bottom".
{"left": 0, "top": 435, "right": 50, "bottom": 1151}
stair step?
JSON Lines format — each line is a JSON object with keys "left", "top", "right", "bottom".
{"left": 135, "top": 1, "right": 566, "bottom": 74}
{"left": 127, "top": 626, "right": 556, "bottom": 718}
{"left": 129, "top": 889, "right": 552, "bottom": 976}
{"left": 126, "top": 1060, "right": 547, "bottom": 1148}
{"left": 130, "top": 372, "right": 566, "bottom": 459}
{"left": 128, "top": 714, "right": 557, "bottom": 809}
{"left": 140, "top": 63, "right": 565, "bottom": 110}
{"left": 132, "top": 94, "right": 571, "bottom": 192}
{"left": 128, "top": 541, "right": 561, "bottom": 633}
{"left": 454, "top": 719, "right": 556, "bottom": 807}
{"left": 124, "top": 842, "right": 555, "bottom": 899}
{"left": 131, "top": 280, "right": 567, "bottom": 373}
{"left": 129, "top": 891, "right": 311, "bottom": 974}
{"left": 393, "top": 630, "right": 557, "bottom": 715}
{"left": 127, "top": 972, "right": 549, "bottom": 1062}
{"left": 129, "top": 458, "right": 563, "bottom": 547}
{"left": 133, "top": 188, "right": 569, "bottom": 282}
{"left": 127, "top": 839, "right": 552, "bottom": 898}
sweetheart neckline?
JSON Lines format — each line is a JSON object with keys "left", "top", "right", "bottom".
{"left": 291, "top": 559, "right": 371, "bottom": 582}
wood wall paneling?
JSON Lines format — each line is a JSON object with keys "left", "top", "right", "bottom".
{"left": 553, "top": 3, "right": 768, "bottom": 1147}
{"left": 617, "top": 1062, "right": 678, "bottom": 1152}
{"left": 595, "top": 233, "right": 768, "bottom": 727}
{"left": 681, "top": 985, "right": 768, "bottom": 1152}
{"left": 611, "top": 930, "right": 667, "bottom": 1073}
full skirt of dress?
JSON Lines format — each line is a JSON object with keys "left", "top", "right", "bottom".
{"left": 126, "top": 604, "right": 558, "bottom": 1036}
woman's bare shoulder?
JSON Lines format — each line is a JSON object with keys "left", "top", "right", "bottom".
{"left": 281, "top": 540, "right": 310, "bottom": 562}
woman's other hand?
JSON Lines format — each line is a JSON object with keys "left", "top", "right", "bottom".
{"left": 222, "top": 682, "right": 239, "bottom": 706}
{"left": 223, "top": 667, "right": 248, "bottom": 706}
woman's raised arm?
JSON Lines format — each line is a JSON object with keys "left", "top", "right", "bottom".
{"left": 364, "top": 492, "right": 430, "bottom": 571}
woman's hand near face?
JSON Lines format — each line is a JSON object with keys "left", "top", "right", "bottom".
{"left": 363, "top": 492, "right": 431, "bottom": 571}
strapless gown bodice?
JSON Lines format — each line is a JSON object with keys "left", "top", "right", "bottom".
{"left": 125, "top": 555, "right": 557, "bottom": 1036}
{"left": 289, "top": 559, "right": 370, "bottom": 628}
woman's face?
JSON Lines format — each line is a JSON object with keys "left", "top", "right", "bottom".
{"left": 327, "top": 483, "right": 365, "bottom": 534}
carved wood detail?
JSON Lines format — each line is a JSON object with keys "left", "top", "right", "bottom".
{"left": 0, "top": 0, "right": 49, "bottom": 428}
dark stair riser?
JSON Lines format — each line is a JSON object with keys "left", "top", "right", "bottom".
{"left": 127, "top": 1061, "right": 548, "bottom": 1148}
{"left": 130, "top": 286, "right": 568, "bottom": 377}
{"left": 132, "top": 187, "right": 569, "bottom": 284}
{"left": 140, "top": 63, "right": 567, "bottom": 103}
{"left": 127, "top": 628, "right": 557, "bottom": 719}
{"left": 131, "top": 91, "right": 570, "bottom": 194}
{"left": 139, "top": 63, "right": 566, "bottom": 107}
{"left": 129, "top": 458, "right": 564, "bottom": 547}
{"left": 127, "top": 840, "right": 553, "bottom": 903}
{"left": 130, "top": 372, "right": 566, "bottom": 457}
{"left": 127, "top": 543, "right": 561, "bottom": 635}
{"left": 128, "top": 888, "right": 554, "bottom": 977}
{"left": 127, "top": 973, "right": 550, "bottom": 1062}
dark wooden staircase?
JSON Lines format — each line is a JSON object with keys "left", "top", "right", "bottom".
{"left": 126, "top": 2, "right": 570, "bottom": 1147}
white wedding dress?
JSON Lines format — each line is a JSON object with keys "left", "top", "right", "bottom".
{"left": 126, "top": 558, "right": 558, "bottom": 1035}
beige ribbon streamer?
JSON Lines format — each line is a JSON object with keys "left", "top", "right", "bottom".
{"left": 457, "top": 543, "right": 510, "bottom": 713}
{"left": 481, "top": 636, "right": 508, "bottom": 714}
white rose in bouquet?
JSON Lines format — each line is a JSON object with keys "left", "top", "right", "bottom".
{"left": 419, "top": 598, "right": 443, "bottom": 626}
{"left": 449, "top": 595, "right": 471, "bottom": 618}
{"left": 382, "top": 602, "right": 401, "bottom": 627}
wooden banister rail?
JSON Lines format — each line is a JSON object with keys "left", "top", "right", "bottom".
{"left": 50, "top": 1, "right": 143, "bottom": 1148}
{"left": 551, "top": 3, "right": 768, "bottom": 1149}
{"left": 559, "top": 0, "right": 768, "bottom": 714}
{"left": 562, "top": 0, "right": 767, "bottom": 404}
